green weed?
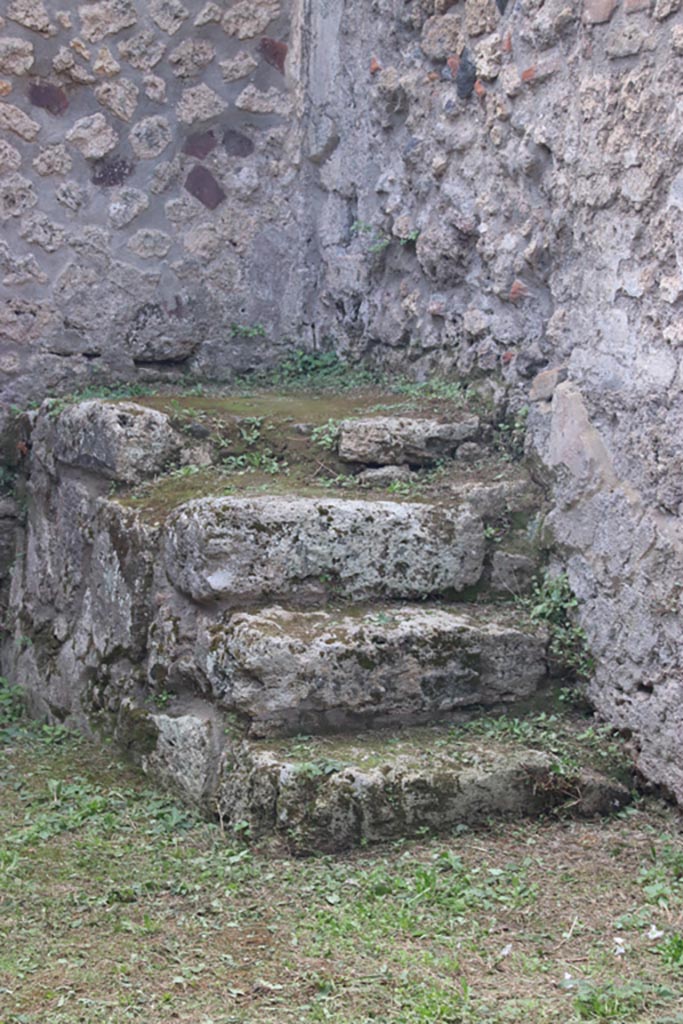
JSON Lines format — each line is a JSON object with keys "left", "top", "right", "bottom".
{"left": 527, "top": 571, "right": 595, "bottom": 679}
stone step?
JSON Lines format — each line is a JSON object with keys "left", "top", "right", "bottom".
{"left": 215, "top": 725, "right": 631, "bottom": 851}
{"left": 197, "top": 604, "right": 550, "bottom": 736}
{"left": 136, "top": 708, "right": 632, "bottom": 853}
{"left": 337, "top": 414, "right": 481, "bottom": 466}
{"left": 163, "top": 495, "right": 485, "bottom": 604}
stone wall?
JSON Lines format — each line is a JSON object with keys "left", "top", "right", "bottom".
{"left": 2, "top": 0, "right": 683, "bottom": 799}
{"left": 0, "top": 0, "right": 305, "bottom": 416}
{"left": 298, "top": 0, "right": 683, "bottom": 799}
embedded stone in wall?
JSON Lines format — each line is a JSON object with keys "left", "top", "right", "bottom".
{"left": 28, "top": 82, "right": 69, "bottom": 116}
{"left": 6, "top": 0, "right": 54, "bottom": 35}
{"left": 52, "top": 401, "right": 180, "bottom": 484}
{"left": 222, "top": 0, "right": 281, "bottom": 39}
{"left": 0, "top": 174, "right": 37, "bottom": 221}
{"left": 235, "top": 85, "right": 292, "bottom": 116}
{"left": 128, "top": 228, "right": 173, "bottom": 258}
{"left": 66, "top": 113, "right": 118, "bottom": 158}
{"left": 421, "top": 14, "right": 463, "bottom": 60}
{"left": 129, "top": 115, "right": 172, "bottom": 157}
{"left": 169, "top": 38, "right": 216, "bottom": 77}
{"left": 183, "top": 130, "right": 217, "bottom": 158}
{"left": 465, "top": 0, "right": 499, "bottom": 36}
{"left": 79, "top": 0, "right": 137, "bottom": 42}
{"left": 606, "top": 23, "right": 646, "bottom": 57}
{"left": 222, "top": 128, "right": 255, "bottom": 157}
{"left": 0, "top": 297, "right": 57, "bottom": 343}
{"left": 108, "top": 187, "right": 149, "bottom": 227}
{"left": 118, "top": 31, "right": 166, "bottom": 70}
{"left": 151, "top": 156, "right": 182, "bottom": 194}
{"left": 143, "top": 74, "right": 167, "bottom": 102}
{"left": 95, "top": 79, "right": 140, "bottom": 122}
{"left": 55, "top": 180, "right": 86, "bottom": 210}
{"left": 0, "top": 243, "right": 47, "bottom": 286}
{"left": 0, "top": 102, "right": 40, "bottom": 141}
{"left": 654, "top": 0, "right": 681, "bottom": 18}
{"left": 185, "top": 165, "right": 225, "bottom": 209}
{"left": 19, "top": 212, "right": 66, "bottom": 252}
{"left": 93, "top": 47, "right": 120, "bottom": 76}
{"left": 260, "top": 38, "right": 288, "bottom": 74}
{"left": 196, "top": 3, "right": 222, "bottom": 26}
{"left": 149, "top": 0, "right": 189, "bottom": 35}
{"left": 52, "top": 46, "right": 95, "bottom": 84}
{"left": 583, "top": 0, "right": 618, "bottom": 23}
{"left": 177, "top": 83, "right": 228, "bottom": 123}
{"left": 91, "top": 154, "right": 134, "bottom": 186}
{"left": 219, "top": 52, "right": 258, "bottom": 81}
{"left": 0, "top": 38, "right": 34, "bottom": 76}
{"left": 0, "top": 139, "right": 21, "bottom": 173}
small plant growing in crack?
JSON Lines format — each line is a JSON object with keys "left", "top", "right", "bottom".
{"left": 526, "top": 571, "right": 595, "bottom": 679}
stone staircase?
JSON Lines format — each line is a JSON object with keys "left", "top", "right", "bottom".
{"left": 5, "top": 387, "right": 632, "bottom": 850}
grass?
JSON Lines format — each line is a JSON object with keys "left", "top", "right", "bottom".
{"left": 1, "top": 707, "right": 683, "bottom": 1024}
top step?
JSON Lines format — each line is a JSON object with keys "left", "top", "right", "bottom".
{"left": 163, "top": 495, "right": 485, "bottom": 604}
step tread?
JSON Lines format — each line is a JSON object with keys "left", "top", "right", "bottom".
{"left": 216, "top": 718, "right": 631, "bottom": 850}
{"left": 162, "top": 494, "right": 485, "bottom": 604}
{"left": 199, "top": 602, "right": 550, "bottom": 736}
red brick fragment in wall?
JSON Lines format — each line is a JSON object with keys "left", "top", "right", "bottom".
{"left": 509, "top": 280, "right": 530, "bottom": 303}
{"left": 185, "top": 165, "right": 226, "bottom": 210}
{"left": 260, "top": 37, "right": 288, "bottom": 74}
{"left": 183, "top": 131, "right": 217, "bottom": 158}
{"left": 502, "top": 350, "right": 516, "bottom": 365}
{"left": 370, "top": 56, "right": 382, "bottom": 75}
{"left": 29, "top": 81, "right": 68, "bottom": 115}
{"left": 521, "top": 66, "right": 536, "bottom": 83}
{"left": 474, "top": 79, "right": 486, "bottom": 97}
{"left": 447, "top": 54, "right": 460, "bottom": 75}
{"left": 502, "top": 31, "right": 512, "bottom": 54}
{"left": 583, "top": 0, "right": 618, "bottom": 24}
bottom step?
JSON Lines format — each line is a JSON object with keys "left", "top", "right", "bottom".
{"left": 213, "top": 723, "right": 631, "bottom": 852}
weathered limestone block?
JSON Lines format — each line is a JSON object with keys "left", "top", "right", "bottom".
{"left": 338, "top": 416, "right": 480, "bottom": 465}
{"left": 217, "top": 736, "right": 629, "bottom": 849}
{"left": 199, "top": 604, "right": 548, "bottom": 735}
{"left": 0, "top": 38, "right": 34, "bottom": 75}
{"left": 163, "top": 496, "right": 485, "bottom": 603}
{"left": 49, "top": 401, "right": 180, "bottom": 484}
{"left": 143, "top": 707, "right": 221, "bottom": 805}
{"left": 81, "top": 501, "right": 160, "bottom": 661}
